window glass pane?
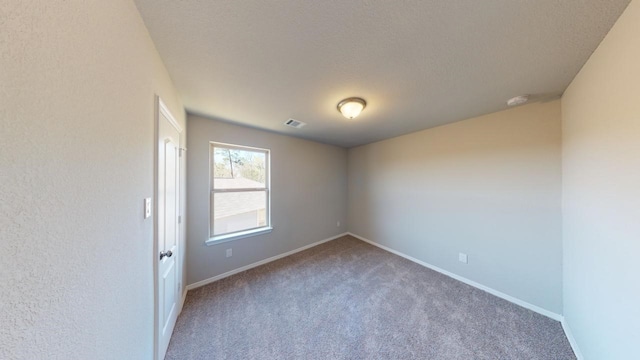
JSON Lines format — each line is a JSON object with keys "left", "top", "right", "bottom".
{"left": 213, "top": 147, "right": 266, "bottom": 188}
{"left": 212, "top": 191, "right": 267, "bottom": 235}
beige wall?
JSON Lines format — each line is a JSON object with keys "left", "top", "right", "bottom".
{"left": 0, "top": 1, "right": 185, "bottom": 358}
{"left": 562, "top": 0, "right": 639, "bottom": 358}
{"left": 186, "top": 115, "right": 348, "bottom": 285}
{"left": 348, "top": 101, "right": 563, "bottom": 313}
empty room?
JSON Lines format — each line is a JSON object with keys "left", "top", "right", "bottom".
{"left": 2, "top": 1, "right": 639, "bottom": 359}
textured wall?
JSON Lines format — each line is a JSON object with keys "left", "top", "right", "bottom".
{"left": 186, "top": 116, "right": 348, "bottom": 285}
{"left": 0, "top": 1, "right": 185, "bottom": 359}
{"left": 562, "top": 0, "right": 640, "bottom": 358}
{"left": 348, "top": 101, "right": 563, "bottom": 314}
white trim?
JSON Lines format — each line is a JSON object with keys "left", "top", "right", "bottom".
{"left": 178, "top": 289, "right": 187, "bottom": 315}
{"left": 347, "top": 232, "right": 564, "bottom": 321}
{"left": 187, "top": 232, "right": 348, "bottom": 290}
{"left": 153, "top": 95, "right": 183, "bottom": 360}
{"left": 206, "top": 226, "right": 273, "bottom": 245}
{"left": 561, "top": 319, "right": 584, "bottom": 360}
{"left": 158, "top": 97, "right": 183, "bottom": 133}
{"left": 210, "top": 141, "right": 269, "bottom": 153}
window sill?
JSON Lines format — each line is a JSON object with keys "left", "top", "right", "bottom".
{"left": 205, "top": 227, "right": 273, "bottom": 246}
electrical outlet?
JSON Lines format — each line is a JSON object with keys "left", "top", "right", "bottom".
{"left": 459, "top": 253, "right": 468, "bottom": 264}
{"left": 226, "top": 248, "right": 232, "bottom": 258}
{"left": 337, "top": 221, "right": 341, "bottom": 227}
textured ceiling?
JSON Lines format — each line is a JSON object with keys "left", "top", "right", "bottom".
{"left": 134, "top": 0, "right": 630, "bottom": 148}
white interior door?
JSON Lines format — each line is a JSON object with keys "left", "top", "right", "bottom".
{"left": 156, "top": 98, "right": 182, "bottom": 360}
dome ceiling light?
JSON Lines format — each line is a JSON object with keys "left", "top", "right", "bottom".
{"left": 337, "top": 97, "right": 367, "bottom": 119}
{"left": 506, "top": 95, "right": 529, "bottom": 107}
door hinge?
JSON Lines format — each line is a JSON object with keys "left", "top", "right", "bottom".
{"left": 178, "top": 215, "right": 182, "bottom": 224}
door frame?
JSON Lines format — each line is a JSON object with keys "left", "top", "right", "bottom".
{"left": 153, "top": 96, "right": 184, "bottom": 360}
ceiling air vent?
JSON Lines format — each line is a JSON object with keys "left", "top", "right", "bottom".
{"left": 284, "top": 118, "right": 307, "bottom": 129}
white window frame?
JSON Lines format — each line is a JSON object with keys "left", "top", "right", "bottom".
{"left": 207, "top": 142, "right": 272, "bottom": 245}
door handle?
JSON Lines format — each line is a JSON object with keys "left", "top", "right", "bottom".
{"left": 160, "top": 250, "right": 173, "bottom": 260}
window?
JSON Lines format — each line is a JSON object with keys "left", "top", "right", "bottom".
{"left": 209, "top": 142, "right": 271, "bottom": 243}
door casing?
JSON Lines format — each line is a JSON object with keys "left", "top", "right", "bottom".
{"left": 153, "top": 96, "right": 184, "bottom": 360}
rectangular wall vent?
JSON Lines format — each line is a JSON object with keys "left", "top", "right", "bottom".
{"left": 284, "top": 118, "right": 307, "bottom": 129}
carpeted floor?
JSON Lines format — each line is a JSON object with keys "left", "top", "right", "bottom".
{"left": 166, "top": 236, "right": 575, "bottom": 360}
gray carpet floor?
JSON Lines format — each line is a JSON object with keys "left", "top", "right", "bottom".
{"left": 166, "top": 236, "right": 575, "bottom": 360}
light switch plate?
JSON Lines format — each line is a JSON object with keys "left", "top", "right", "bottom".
{"left": 459, "top": 253, "right": 468, "bottom": 264}
{"left": 144, "top": 198, "right": 151, "bottom": 219}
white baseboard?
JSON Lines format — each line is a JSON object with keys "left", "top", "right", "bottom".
{"left": 347, "top": 232, "right": 564, "bottom": 322}
{"left": 178, "top": 288, "right": 187, "bottom": 315}
{"left": 186, "top": 232, "right": 348, "bottom": 291}
{"left": 561, "top": 319, "right": 584, "bottom": 360}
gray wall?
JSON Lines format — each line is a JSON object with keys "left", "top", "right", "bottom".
{"left": 348, "top": 101, "right": 563, "bottom": 314}
{"left": 186, "top": 115, "right": 348, "bottom": 285}
{"left": 562, "top": 0, "right": 639, "bottom": 358}
{"left": 0, "top": 1, "right": 185, "bottom": 358}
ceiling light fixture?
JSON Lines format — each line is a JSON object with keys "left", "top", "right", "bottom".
{"left": 506, "top": 95, "right": 529, "bottom": 107}
{"left": 337, "top": 97, "right": 367, "bottom": 119}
